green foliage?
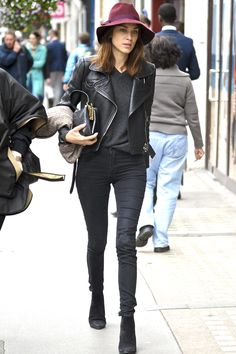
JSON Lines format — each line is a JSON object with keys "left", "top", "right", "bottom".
{"left": 0, "top": 0, "right": 59, "bottom": 33}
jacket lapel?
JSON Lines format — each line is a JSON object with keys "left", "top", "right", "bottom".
{"left": 89, "top": 63, "right": 116, "bottom": 105}
{"left": 89, "top": 61, "right": 154, "bottom": 116}
{"left": 129, "top": 61, "right": 154, "bottom": 116}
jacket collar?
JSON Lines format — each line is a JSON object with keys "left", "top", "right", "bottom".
{"left": 156, "top": 65, "right": 189, "bottom": 77}
{"left": 162, "top": 25, "right": 177, "bottom": 31}
{"left": 89, "top": 59, "right": 154, "bottom": 78}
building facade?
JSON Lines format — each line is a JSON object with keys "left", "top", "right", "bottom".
{"left": 151, "top": 0, "right": 236, "bottom": 193}
{"left": 206, "top": 0, "right": 236, "bottom": 192}
{"left": 51, "top": 0, "right": 236, "bottom": 193}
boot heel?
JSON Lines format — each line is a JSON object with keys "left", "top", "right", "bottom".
{"left": 118, "top": 315, "right": 136, "bottom": 354}
{"left": 89, "top": 293, "right": 106, "bottom": 330}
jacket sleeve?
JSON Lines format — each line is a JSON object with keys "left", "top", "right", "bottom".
{"left": 63, "top": 50, "right": 77, "bottom": 84}
{"left": 146, "top": 67, "right": 156, "bottom": 136}
{"left": 0, "top": 49, "right": 17, "bottom": 67}
{"left": 184, "top": 79, "right": 203, "bottom": 148}
{"left": 10, "top": 125, "right": 32, "bottom": 156}
{"left": 2, "top": 69, "right": 47, "bottom": 136}
{"left": 58, "top": 58, "right": 87, "bottom": 111}
{"left": 21, "top": 46, "right": 33, "bottom": 73}
{"left": 62, "top": 43, "right": 68, "bottom": 72}
{"left": 188, "top": 42, "right": 200, "bottom": 80}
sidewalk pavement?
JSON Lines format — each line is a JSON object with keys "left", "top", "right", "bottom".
{"left": 137, "top": 168, "right": 236, "bottom": 354}
{"left": 1, "top": 137, "right": 236, "bottom": 354}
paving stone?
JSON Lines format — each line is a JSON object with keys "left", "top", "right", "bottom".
{"left": 1, "top": 166, "right": 236, "bottom": 353}
{"left": 162, "top": 308, "right": 236, "bottom": 354}
{"left": 138, "top": 236, "right": 236, "bottom": 309}
{"left": 0, "top": 341, "right": 4, "bottom": 354}
{"left": 169, "top": 170, "right": 236, "bottom": 236}
{"left": 137, "top": 169, "right": 236, "bottom": 353}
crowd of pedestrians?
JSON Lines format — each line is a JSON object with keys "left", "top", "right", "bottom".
{"left": 0, "top": 28, "right": 93, "bottom": 107}
{"left": 0, "top": 2, "right": 203, "bottom": 354}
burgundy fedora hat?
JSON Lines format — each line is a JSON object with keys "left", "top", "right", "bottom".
{"left": 96, "top": 3, "right": 154, "bottom": 45}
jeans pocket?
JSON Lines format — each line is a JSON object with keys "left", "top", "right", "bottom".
{"left": 167, "top": 135, "right": 187, "bottom": 158}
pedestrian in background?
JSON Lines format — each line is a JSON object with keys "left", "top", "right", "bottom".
{"left": 63, "top": 32, "right": 94, "bottom": 91}
{"left": 140, "top": 14, "right": 151, "bottom": 28}
{"left": 26, "top": 31, "right": 47, "bottom": 102}
{"left": 136, "top": 36, "right": 204, "bottom": 252}
{"left": 44, "top": 3, "right": 155, "bottom": 353}
{"left": 46, "top": 29, "right": 67, "bottom": 105}
{"left": 156, "top": 3, "right": 200, "bottom": 80}
{"left": 155, "top": 3, "right": 201, "bottom": 199}
{"left": 0, "top": 30, "right": 33, "bottom": 88}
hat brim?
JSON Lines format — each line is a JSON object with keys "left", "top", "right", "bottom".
{"left": 96, "top": 19, "right": 154, "bottom": 45}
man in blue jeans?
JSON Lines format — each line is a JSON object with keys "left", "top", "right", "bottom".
{"left": 157, "top": 3, "right": 201, "bottom": 198}
{"left": 136, "top": 36, "right": 204, "bottom": 253}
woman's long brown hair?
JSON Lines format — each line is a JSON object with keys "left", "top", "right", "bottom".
{"left": 92, "top": 27, "right": 144, "bottom": 76}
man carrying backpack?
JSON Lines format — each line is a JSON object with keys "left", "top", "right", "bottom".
{"left": 63, "top": 32, "right": 94, "bottom": 91}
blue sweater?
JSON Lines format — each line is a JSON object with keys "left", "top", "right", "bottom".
{"left": 63, "top": 43, "right": 94, "bottom": 84}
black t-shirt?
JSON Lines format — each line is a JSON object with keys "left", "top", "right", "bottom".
{"left": 101, "top": 68, "right": 133, "bottom": 153}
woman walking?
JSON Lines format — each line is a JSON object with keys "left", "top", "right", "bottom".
{"left": 26, "top": 31, "right": 47, "bottom": 102}
{"left": 54, "top": 3, "right": 155, "bottom": 353}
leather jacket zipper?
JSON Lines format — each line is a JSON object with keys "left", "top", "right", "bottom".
{"left": 95, "top": 89, "right": 118, "bottom": 150}
{"left": 143, "top": 108, "right": 149, "bottom": 153}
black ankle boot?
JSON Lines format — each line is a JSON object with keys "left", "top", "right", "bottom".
{"left": 118, "top": 315, "right": 136, "bottom": 354}
{"left": 89, "top": 293, "right": 106, "bottom": 330}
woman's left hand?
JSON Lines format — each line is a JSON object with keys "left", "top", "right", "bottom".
{"left": 65, "top": 124, "right": 98, "bottom": 146}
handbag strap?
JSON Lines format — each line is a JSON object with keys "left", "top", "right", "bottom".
{"left": 70, "top": 89, "right": 96, "bottom": 121}
{"left": 70, "top": 89, "right": 90, "bottom": 106}
{"left": 69, "top": 160, "right": 79, "bottom": 194}
{"left": 23, "top": 171, "right": 65, "bottom": 182}
{"left": 69, "top": 60, "right": 91, "bottom": 194}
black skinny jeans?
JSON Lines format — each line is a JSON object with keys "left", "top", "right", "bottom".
{"left": 76, "top": 148, "right": 146, "bottom": 316}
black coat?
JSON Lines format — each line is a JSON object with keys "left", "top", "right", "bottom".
{"left": 0, "top": 68, "right": 48, "bottom": 215}
{"left": 59, "top": 57, "right": 156, "bottom": 156}
{"left": 0, "top": 68, "right": 47, "bottom": 141}
{"left": 0, "top": 43, "right": 33, "bottom": 88}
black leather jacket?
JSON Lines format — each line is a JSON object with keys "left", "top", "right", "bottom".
{"left": 59, "top": 57, "right": 155, "bottom": 156}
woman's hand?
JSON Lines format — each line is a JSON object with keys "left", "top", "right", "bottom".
{"left": 65, "top": 124, "right": 98, "bottom": 146}
{"left": 194, "top": 148, "right": 205, "bottom": 160}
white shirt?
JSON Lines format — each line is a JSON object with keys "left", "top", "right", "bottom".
{"left": 162, "top": 25, "right": 177, "bottom": 31}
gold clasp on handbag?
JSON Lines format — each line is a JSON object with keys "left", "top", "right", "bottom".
{"left": 87, "top": 103, "right": 95, "bottom": 121}
{"left": 71, "top": 89, "right": 96, "bottom": 121}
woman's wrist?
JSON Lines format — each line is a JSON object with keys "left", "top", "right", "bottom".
{"left": 58, "top": 126, "right": 71, "bottom": 144}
